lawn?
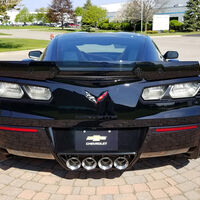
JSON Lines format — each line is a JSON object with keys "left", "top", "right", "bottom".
{"left": 0, "top": 25, "right": 80, "bottom": 33}
{"left": 0, "top": 32, "right": 11, "bottom": 35}
{"left": 0, "top": 25, "right": 53, "bottom": 30}
{"left": 0, "top": 38, "right": 49, "bottom": 52}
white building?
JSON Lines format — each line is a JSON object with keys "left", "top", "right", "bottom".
{"left": 5, "top": 10, "right": 19, "bottom": 24}
{"left": 101, "top": 0, "right": 188, "bottom": 22}
{"left": 155, "top": 0, "right": 187, "bottom": 23}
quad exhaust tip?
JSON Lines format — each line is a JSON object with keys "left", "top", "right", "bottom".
{"left": 64, "top": 156, "right": 130, "bottom": 171}
{"left": 82, "top": 157, "right": 97, "bottom": 171}
{"left": 98, "top": 157, "right": 113, "bottom": 170}
{"left": 114, "top": 157, "right": 129, "bottom": 170}
{"left": 66, "top": 157, "right": 81, "bottom": 170}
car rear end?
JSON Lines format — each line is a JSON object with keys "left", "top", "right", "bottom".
{"left": 0, "top": 60, "right": 199, "bottom": 172}
{"left": 0, "top": 33, "right": 199, "bottom": 172}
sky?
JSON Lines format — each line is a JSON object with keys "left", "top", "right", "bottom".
{"left": 21, "top": 0, "right": 128, "bottom": 11}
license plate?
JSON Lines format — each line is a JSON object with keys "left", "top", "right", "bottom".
{"left": 75, "top": 130, "right": 118, "bottom": 152}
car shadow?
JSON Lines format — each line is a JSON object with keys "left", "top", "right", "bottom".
{"left": 0, "top": 154, "right": 190, "bottom": 179}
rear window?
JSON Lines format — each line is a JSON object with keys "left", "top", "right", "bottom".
{"left": 56, "top": 36, "right": 145, "bottom": 62}
{"left": 77, "top": 44, "right": 126, "bottom": 53}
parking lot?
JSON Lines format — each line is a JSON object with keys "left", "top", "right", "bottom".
{"left": 0, "top": 31, "right": 199, "bottom": 200}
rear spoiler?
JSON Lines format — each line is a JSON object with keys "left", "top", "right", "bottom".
{"left": 0, "top": 61, "right": 199, "bottom": 81}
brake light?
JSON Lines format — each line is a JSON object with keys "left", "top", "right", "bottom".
{"left": 156, "top": 125, "right": 198, "bottom": 132}
{"left": 0, "top": 126, "right": 38, "bottom": 133}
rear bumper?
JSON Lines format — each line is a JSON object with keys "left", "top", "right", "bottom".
{"left": 0, "top": 119, "right": 199, "bottom": 161}
{"left": 141, "top": 125, "right": 200, "bottom": 159}
{"left": 0, "top": 127, "right": 54, "bottom": 160}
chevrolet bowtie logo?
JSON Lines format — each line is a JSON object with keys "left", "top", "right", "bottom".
{"left": 86, "top": 135, "right": 107, "bottom": 142}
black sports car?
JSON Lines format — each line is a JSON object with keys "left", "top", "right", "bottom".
{"left": 0, "top": 32, "right": 199, "bottom": 172}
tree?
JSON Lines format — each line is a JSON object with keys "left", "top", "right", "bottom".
{"left": 82, "top": 5, "right": 107, "bottom": 27}
{"left": 35, "top": 7, "right": 49, "bottom": 23}
{"left": 28, "top": 13, "right": 35, "bottom": 23}
{"left": 0, "top": 0, "right": 21, "bottom": 22}
{"left": 184, "top": 0, "right": 200, "bottom": 31}
{"left": 75, "top": 6, "right": 83, "bottom": 16}
{"left": 83, "top": 0, "right": 92, "bottom": 10}
{"left": 115, "top": 0, "right": 167, "bottom": 31}
{"left": 115, "top": 1, "right": 141, "bottom": 31}
{"left": 47, "top": 0, "right": 76, "bottom": 29}
{"left": 15, "top": 7, "right": 31, "bottom": 24}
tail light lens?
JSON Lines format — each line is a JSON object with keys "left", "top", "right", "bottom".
{"left": 0, "top": 82, "right": 24, "bottom": 99}
{"left": 169, "top": 82, "right": 199, "bottom": 99}
{"left": 24, "top": 85, "right": 51, "bottom": 100}
{"left": 142, "top": 82, "right": 200, "bottom": 101}
{"left": 142, "top": 86, "right": 167, "bottom": 100}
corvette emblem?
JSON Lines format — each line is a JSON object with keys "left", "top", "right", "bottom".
{"left": 85, "top": 91, "right": 108, "bottom": 104}
{"left": 86, "top": 135, "right": 107, "bottom": 142}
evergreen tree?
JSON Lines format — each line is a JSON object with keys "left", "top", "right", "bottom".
{"left": 83, "top": 0, "right": 92, "bottom": 10}
{"left": 184, "top": 0, "right": 200, "bottom": 31}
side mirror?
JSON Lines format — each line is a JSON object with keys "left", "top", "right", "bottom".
{"left": 28, "top": 51, "right": 42, "bottom": 60}
{"left": 163, "top": 51, "right": 179, "bottom": 60}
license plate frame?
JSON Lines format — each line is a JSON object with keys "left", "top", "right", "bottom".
{"left": 75, "top": 130, "right": 118, "bottom": 152}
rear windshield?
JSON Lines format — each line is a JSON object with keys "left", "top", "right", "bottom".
{"left": 56, "top": 36, "right": 145, "bottom": 62}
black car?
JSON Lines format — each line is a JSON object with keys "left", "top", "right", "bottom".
{"left": 0, "top": 32, "right": 199, "bottom": 172}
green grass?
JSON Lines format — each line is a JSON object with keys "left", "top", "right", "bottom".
{"left": 0, "top": 25, "right": 54, "bottom": 30}
{"left": 0, "top": 38, "right": 49, "bottom": 52}
{"left": 0, "top": 32, "right": 11, "bottom": 35}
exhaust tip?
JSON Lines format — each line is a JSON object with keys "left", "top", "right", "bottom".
{"left": 114, "top": 157, "right": 129, "bottom": 170}
{"left": 98, "top": 157, "right": 113, "bottom": 170}
{"left": 82, "top": 157, "right": 97, "bottom": 171}
{"left": 66, "top": 157, "right": 81, "bottom": 170}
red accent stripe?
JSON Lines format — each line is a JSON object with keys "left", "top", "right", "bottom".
{"left": 96, "top": 91, "right": 108, "bottom": 103}
{"left": 156, "top": 125, "right": 198, "bottom": 132}
{"left": 0, "top": 126, "right": 38, "bottom": 133}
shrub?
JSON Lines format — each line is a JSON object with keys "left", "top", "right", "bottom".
{"left": 121, "top": 22, "right": 132, "bottom": 31}
{"left": 170, "top": 20, "right": 183, "bottom": 31}
{"left": 81, "top": 25, "right": 92, "bottom": 32}
{"left": 147, "top": 23, "right": 152, "bottom": 31}
{"left": 146, "top": 30, "right": 158, "bottom": 34}
{"left": 169, "top": 29, "right": 175, "bottom": 33}
{"left": 112, "top": 23, "right": 121, "bottom": 30}
{"left": 98, "top": 21, "right": 121, "bottom": 30}
{"left": 108, "top": 22, "right": 115, "bottom": 30}
{"left": 101, "top": 23, "right": 109, "bottom": 30}
{"left": 98, "top": 19, "right": 109, "bottom": 29}
{"left": 162, "top": 30, "right": 169, "bottom": 33}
